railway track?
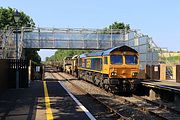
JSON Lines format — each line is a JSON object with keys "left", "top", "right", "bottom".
{"left": 78, "top": 80, "right": 179, "bottom": 120}
{"left": 130, "top": 94, "right": 180, "bottom": 120}
{"left": 61, "top": 71, "right": 180, "bottom": 120}
{"left": 46, "top": 68, "right": 180, "bottom": 120}
{"left": 76, "top": 76, "right": 180, "bottom": 120}
{"left": 49, "top": 70, "right": 131, "bottom": 120}
{"left": 47, "top": 69, "right": 155, "bottom": 119}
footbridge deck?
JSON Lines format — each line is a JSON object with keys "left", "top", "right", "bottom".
{"left": 0, "top": 27, "right": 162, "bottom": 69}
{"left": 23, "top": 28, "right": 134, "bottom": 49}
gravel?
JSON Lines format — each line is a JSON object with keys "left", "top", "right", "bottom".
{"left": 56, "top": 72, "right": 159, "bottom": 120}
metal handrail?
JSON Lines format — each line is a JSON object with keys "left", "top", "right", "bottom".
{"left": 0, "top": 27, "right": 168, "bottom": 72}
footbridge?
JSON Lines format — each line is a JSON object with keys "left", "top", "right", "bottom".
{"left": 0, "top": 27, "right": 164, "bottom": 69}
{"left": 24, "top": 28, "right": 126, "bottom": 49}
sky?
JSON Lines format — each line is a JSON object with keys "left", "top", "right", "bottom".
{"left": 1, "top": 0, "right": 180, "bottom": 61}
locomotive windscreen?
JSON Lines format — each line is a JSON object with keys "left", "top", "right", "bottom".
{"left": 125, "top": 55, "right": 138, "bottom": 64}
{"left": 110, "top": 55, "right": 123, "bottom": 64}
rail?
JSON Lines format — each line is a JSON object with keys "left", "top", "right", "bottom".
{"left": 51, "top": 70, "right": 131, "bottom": 120}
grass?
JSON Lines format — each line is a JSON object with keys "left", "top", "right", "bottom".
{"left": 161, "top": 56, "right": 180, "bottom": 65}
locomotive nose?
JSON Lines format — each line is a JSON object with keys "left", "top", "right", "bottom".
{"left": 110, "top": 67, "right": 139, "bottom": 78}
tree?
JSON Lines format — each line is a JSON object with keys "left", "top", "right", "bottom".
{"left": 45, "top": 21, "right": 131, "bottom": 63}
{"left": 0, "top": 7, "right": 40, "bottom": 63}
{"left": 46, "top": 50, "right": 91, "bottom": 63}
{"left": 108, "top": 21, "right": 130, "bottom": 30}
{"left": 0, "top": 7, "right": 35, "bottom": 29}
{"left": 24, "top": 49, "right": 41, "bottom": 64}
{"left": 103, "top": 21, "right": 130, "bottom": 34}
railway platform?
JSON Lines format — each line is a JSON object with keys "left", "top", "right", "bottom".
{"left": 141, "top": 79, "right": 180, "bottom": 93}
{"left": 0, "top": 80, "right": 92, "bottom": 120}
{"left": 0, "top": 81, "right": 43, "bottom": 120}
{"left": 140, "top": 79, "right": 180, "bottom": 104}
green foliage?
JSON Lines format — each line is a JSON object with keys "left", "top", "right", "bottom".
{"left": 161, "top": 55, "right": 180, "bottom": 66}
{"left": 0, "top": 7, "right": 35, "bottom": 29}
{"left": 103, "top": 21, "right": 130, "bottom": 34}
{"left": 0, "top": 7, "right": 40, "bottom": 63}
{"left": 162, "top": 56, "right": 180, "bottom": 62}
{"left": 108, "top": 21, "right": 130, "bottom": 30}
{"left": 45, "top": 21, "right": 131, "bottom": 63}
{"left": 46, "top": 50, "right": 91, "bottom": 62}
{"left": 24, "top": 49, "right": 41, "bottom": 64}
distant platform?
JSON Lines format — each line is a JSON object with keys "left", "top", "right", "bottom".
{"left": 141, "top": 79, "right": 180, "bottom": 93}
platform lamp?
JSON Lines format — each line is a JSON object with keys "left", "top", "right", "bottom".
{"left": 14, "top": 9, "right": 20, "bottom": 89}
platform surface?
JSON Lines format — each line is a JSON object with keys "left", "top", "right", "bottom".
{"left": 0, "top": 80, "right": 91, "bottom": 120}
{"left": 141, "top": 79, "right": 180, "bottom": 93}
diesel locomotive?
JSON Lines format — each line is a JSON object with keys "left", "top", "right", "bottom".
{"left": 64, "top": 45, "right": 140, "bottom": 92}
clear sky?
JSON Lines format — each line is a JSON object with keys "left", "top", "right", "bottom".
{"left": 1, "top": 0, "right": 180, "bottom": 61}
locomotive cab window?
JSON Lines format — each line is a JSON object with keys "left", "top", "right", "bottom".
{"left": 125, "top": 55, "right": 138, "bottom": 64}
{"left": 110, "top": 55, "right": 122, "bottom": 64}
{"left": 104, "top": 57, "right": 108, "bottom": 64}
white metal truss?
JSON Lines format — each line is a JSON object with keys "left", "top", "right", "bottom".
{"left": 0, "top": 27, "right": 172, "bottom": 70}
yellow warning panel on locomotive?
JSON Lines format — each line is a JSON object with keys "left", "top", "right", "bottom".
{"left": 86, "top": 59, "right": 91, "bottom": 68}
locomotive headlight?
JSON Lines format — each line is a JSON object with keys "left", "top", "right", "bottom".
{"left": 111, "top": 72, "right": 117, "bottom": 76}
{"left": 132, "top": 72, "right": 138, "bottom": 77}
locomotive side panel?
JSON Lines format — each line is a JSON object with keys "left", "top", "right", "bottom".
{"left": 74, "top": 45, "right": 140, "bottom": 93}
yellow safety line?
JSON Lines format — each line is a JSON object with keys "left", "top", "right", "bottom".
{"left": 43, "top": 81, "right": 54, "bottom": 120}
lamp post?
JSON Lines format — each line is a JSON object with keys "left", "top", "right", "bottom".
{"left": 14, "top": 10, "right": 20, "bottom": 89}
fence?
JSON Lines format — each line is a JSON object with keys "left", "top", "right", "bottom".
{"left": 0, "top": 59, "right": 29, "bottom": 93}
{"left": 8, "top": 59, "right": 29, "bottom": 88}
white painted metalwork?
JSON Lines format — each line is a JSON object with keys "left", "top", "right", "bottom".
{"left": 0, "top": 29, "right": 16, "bottom": 59}
{"left": 0, "top": 27, "right": 170, "bottom": 70}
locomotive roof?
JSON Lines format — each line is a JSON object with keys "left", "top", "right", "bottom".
{"left": 86, "top": 50, "right": 103, "bottom": 57}
{"left": 79, "top": 45, "right": 138, "bottom": 58}
{"left": 79, "top": 53, "right": 87, "bottom": 58}
{"left": 103, "top": 45, "right": 138, "bottom": 56}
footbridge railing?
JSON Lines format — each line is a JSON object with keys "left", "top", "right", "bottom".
{"left": 1, "top": 27, "right": 167, "bottom": 70}
{"left": 23, "top": 28, "right": 128, "bottom": 49}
